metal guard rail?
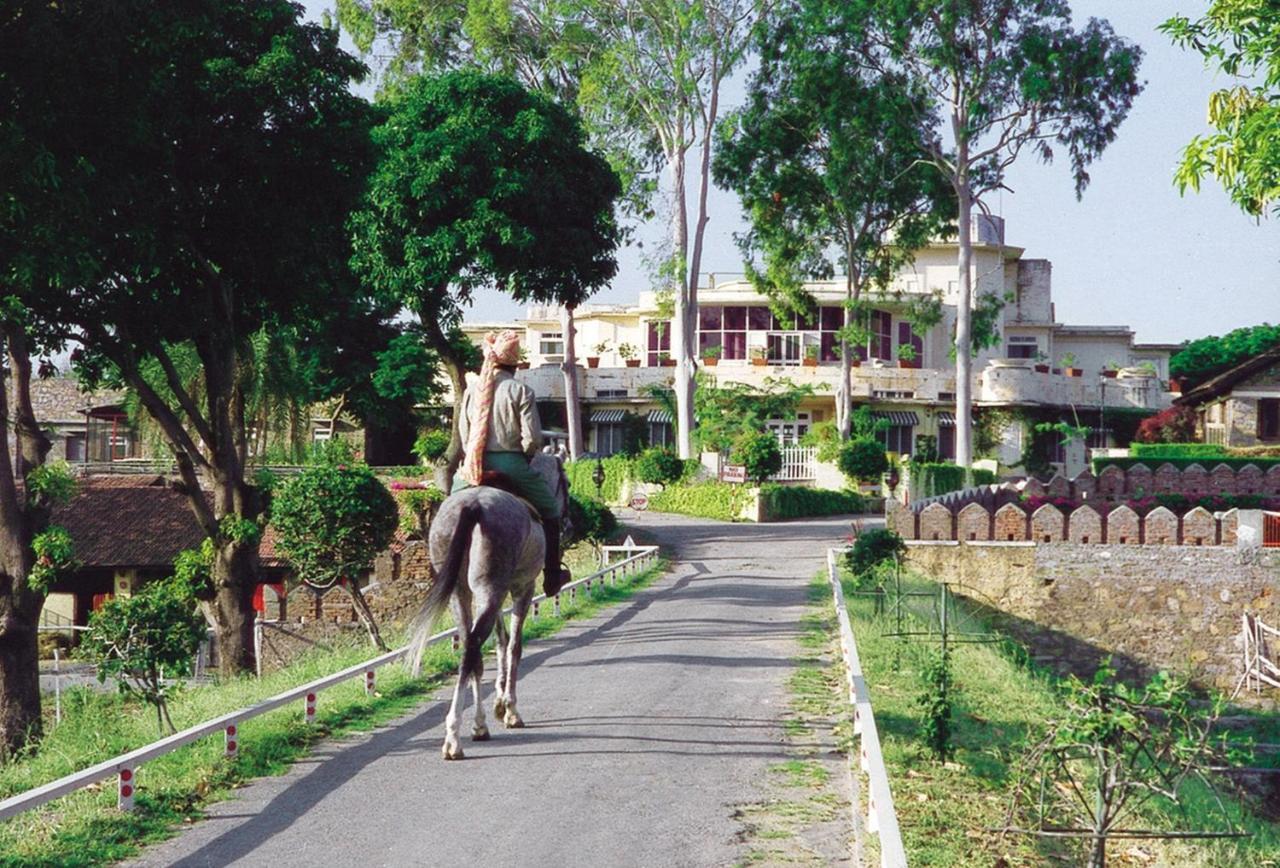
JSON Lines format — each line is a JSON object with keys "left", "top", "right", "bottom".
{"left": 827, "top": 548, "right": 907, "bottom": 867}
{"left": 0, "top": 544, "right": 660, "bottom": 822}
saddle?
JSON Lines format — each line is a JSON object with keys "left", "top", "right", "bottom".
{"left": 477, "top": 471, "right": 543, "bottom": 522}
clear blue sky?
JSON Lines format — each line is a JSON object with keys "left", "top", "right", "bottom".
{"left": 306, "top": 1, "right": 1279, "bottom": 345}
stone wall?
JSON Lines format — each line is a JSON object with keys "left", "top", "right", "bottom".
{"left": 904, "top": 541, "right": 1280, "bottom": 703}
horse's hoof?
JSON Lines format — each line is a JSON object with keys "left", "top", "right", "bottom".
{"left": 503, "top": 711, "right": 525, "bottom": 729}
{"left": 443, "top": 741, "right": 464, "bottom": 760}
{"left": 472, "top": 726, "right": 491, "bottom": 741}
{"left": 493, "top": 698, "right": 508, "bottom": 718}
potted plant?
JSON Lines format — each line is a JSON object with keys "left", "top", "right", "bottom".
{"left": 896, "top": 344, "right": 919, "bottom": 369}
{"left": 587, "top": 339, "right": 609, "bottom": 369}
{"left": 1060, "top": 352, "right": 1081, "bottom": 377}
{"left": 750, "top": 345, "right": 768, "bottom": 367}
{"left": 516, "top": 346, "right": 531, "bottom": 370}
{"left": 1033, "top": 351, "right": 1050, "bottom": 374}
{"left": 701, "top": 344, "right": 722, "bottom": 367}
{"left": 802, "top": 344, "right": 819, "bottom": 368}
{"left": 1102, "top": 360, "right": 1120, "bottom": 379}
{"left": 658, "top": 351, "right": 676, "bottom": 367}
{"left": 1168, "top": 377, "right": 1183, "bottom": 394}
{"left": 618, "top": 342, "right": 640, "bottom": 368}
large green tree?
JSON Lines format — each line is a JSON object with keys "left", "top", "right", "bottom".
{"left": 1170, "top": 322, "right": 1280, "bottom": 388}
{"left": 1163, "top": 1, "right": 1280, "bottom": 217}
{"left": 713, "top": 0, "right": 952, "bottom": 439}
{"left": 349, "top": 71, "right": 622, "bottom": 478}
{"left": 27, "top": 0, "right": 375, "bottom": 679}
{"left": 858, "top": 1, "right": 1144, "bottom": 468}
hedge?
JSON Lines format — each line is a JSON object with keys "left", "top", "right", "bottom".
{"left": 911, "top": 463, "right": 998, "bottom": 498}
{"left": 760, "top": 485, "right": 867, "bottom": 519}
{"left": 1092, "top": 456, "right": 1280, "bottom": 473}
{"left": 565, "top": 456, "right": 633, "bottom": 503}
{"left": 1128, "top": 443, "right": 1227, "bottom": 459}
{"left": 648, "top": 482, "right": 753, "bottom": 522}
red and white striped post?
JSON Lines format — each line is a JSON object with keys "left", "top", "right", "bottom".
{"left": 304, "top": 692, "right": 317, "bottom": 725}
{"left": 118, "top": 767, "right": 135, "bottom": 812}
{"left": 364, "top": 670, "right": 375, "bottom": 696}
{"left": 225, "top": 725, "right": 238, "bottom": 758}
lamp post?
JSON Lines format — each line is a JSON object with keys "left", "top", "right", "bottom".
{"left": 592, "top": 457, "right": 606, "bottom": 500}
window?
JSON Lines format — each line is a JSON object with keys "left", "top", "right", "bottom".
{"left": 880, "top": 425, "right": 913, "bottom": 456}
{"left": 1006, "top": 335, "right": 1038, "bottom": 359}
{"left": 869, "top": 310, "right": 892, "bottom": 360}
{"left": 766, "top": 413, "right": 810, "bottom": 445}
{"left": 646, "top": 321, "right": 671, "bottom": 366}
{"left": 897, "top": 321, "right": 923, "bottom": 362}
{"left": 595, "top": 388, "right": 628, "bottom": 399}
{"left": 1259, "top": 399, "right": 1280, "bottom": 441}
{"left": 64, "top": 433, "right": 86, "bottom": 463}
{"left": 649, "top": 422, "right": 673, "bottom": 448}
{"left": 539, "top": 331, "right": 563, "bottom": 359}
{"left": 596, "top": 423, "right": 625, "bottom": 456}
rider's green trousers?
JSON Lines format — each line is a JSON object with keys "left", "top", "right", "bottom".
{"left": 451, "top": 451, "right": 562, "bottom": 521}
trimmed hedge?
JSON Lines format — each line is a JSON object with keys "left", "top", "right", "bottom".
{"left": 1092, "top": 456, "right": 1280, "bottom": 473}
{"left": 565, "top": 456, "right": 633, "bottom": 503}
{"left": 1129, "top": 443, "right": 1226, "bottom": 459}
{"left": 567, "top": 493, "right": 620, "bottom": 544}
{"left": 648, "top": 481, "right": 753, "bottom": 522}
{"left": 911, "top": 463, "right": 998, "bottom": 498}
{"left": 760, "top": 485, "right": 867, "bottom": 519}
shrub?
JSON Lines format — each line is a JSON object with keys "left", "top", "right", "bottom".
{"left": 412, "top": 429, "right": 451, "bottom": 463}
{"left": 567, "top": 493, "right": 619, "bottom": 544}
{"left": 1134, "top": 405, "right": 1197, "bottom": 443}
{"left": 910, "top": 462, "right": 998, "bottom": 498}
{"left": 649, "top": 481, "right": 754, "bottom": 522}
{"left": 81, "top": 579, "right": 206, "bottom": 734}
{"left": 845, "top": 528, "right": 906, "bottom": 579}
{"left": 838, "top": 437, "right": 889, "bottom": 484}
{"left": 918, "top": 649, "right": 954, "bottom": 762}
{"left": 1093, "top": 455, "right": 1280, "bottom": 474}
{"left": 733, "top": 430, "right": 782, "bottom": 482}
{"left": 760, "top": 485, "right": 866, "bottom": 519}
{"left": 633, "top": 447, "right": 685, "bottom": 487}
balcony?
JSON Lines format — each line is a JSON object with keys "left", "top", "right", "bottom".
{"left": 976, "top": 360, "right": 1172, "bottom": 411}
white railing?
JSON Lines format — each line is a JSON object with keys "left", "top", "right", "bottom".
{"left": 1243, "top": 613, "right": 1280, "bottom": 694}
{"left": 827, "top": 548, "right": 907, "bottom": 868}
{"left": 773, "top": 445, "right": 817, "bottom": 481}
{"left": 0, "top": 544, "right": 660, "bottom": 822}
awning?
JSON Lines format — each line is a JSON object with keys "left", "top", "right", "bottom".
{"left": 589, "top": 409, "right": 627, "bottom": 424}
{"left": 936, "top": 411, "right": 956, "bottom": 427}
{"left": 647, "top": 409, "right": 673, "bottom": 424}
{"left": 872, "top": 410, "right": 919, "bottom": 427}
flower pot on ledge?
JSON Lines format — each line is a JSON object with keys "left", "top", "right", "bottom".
{"left": 625, "top": 359, "right": 640, "bottom": 368}
{"left": 1064, "top": 367, "right": 1082, "bottom": 377}
{"left": 1102, "top": 369, "right": 1118, "bottom": 379}
{"left": 751, "top": 357, "right": 768, "bottom": 367}
{"left": 1034, "top": 363, "right": 1050, "bottom": 373}
{"left": 660, "top": 358, "right": 676, "bottom": 367}
{"left": 897, "top": 359, "right": 920, "bottom": 369}
{"left": 702, "top": 357, "right": 719, "bottom": 367}
{"left": 586, "top": 357, "right": 600, "bottom": 368}
{"left": 802, "top": 357, "right": 818, "bottom": 368}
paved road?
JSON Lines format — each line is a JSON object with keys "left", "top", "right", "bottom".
{"left": 128, "top": 512, "right": 858, "bottom": 868}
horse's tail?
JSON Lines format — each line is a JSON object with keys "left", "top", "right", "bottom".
{"left": 406, "top": 500, "right": 482, "bottom": 677}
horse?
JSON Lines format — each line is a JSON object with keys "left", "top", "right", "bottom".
{"left": 405, "top": 451, "right": 571, "bottom": 760}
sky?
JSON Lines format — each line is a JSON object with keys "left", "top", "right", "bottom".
{"left": 304, "top": 1, "right": 1280, "bottom": 346}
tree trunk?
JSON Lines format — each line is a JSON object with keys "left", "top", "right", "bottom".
{"left": 339, "top": 580, "right": 388, "bottom": 652}
{"left": 837, "top": 260, "right": 856, "bottom": 439}
{"left": 953, "top": 165, "right": 975, "bottom": 468}
{"left": 668, "top": 141, "right": 696, "bottom": 461}
{"left": 0, "top": 606, "right": 41, "bottom": 759}
{"left": 204, "top": 538, "right": 259, "bottom": 678}
{"left": 561, "top": 305, "right": 584, "bottom": 460}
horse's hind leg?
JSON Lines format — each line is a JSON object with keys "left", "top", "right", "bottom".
{"left": 442, "top": 603, "right": 472, "bottom": 760}
{"left": 493, "top": 613, "right": 510, "bottom": 721}
{"left": 500, "top": 597, "right": 532, "bottom": 729}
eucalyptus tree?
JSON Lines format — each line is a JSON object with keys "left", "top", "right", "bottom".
{"left": 713, "top": 0, "right": 952, "bottom": 438}
{"left": 858, "top": 0, "right": 1144, "bottom": 467}
{"left": 348, "top": 71, "right": 622, "bottom": 479}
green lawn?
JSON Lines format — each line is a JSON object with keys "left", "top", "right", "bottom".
{"left": 0, "top": 556, "right": 666, "bottom": 867}
{"left": 836, "top": 568, "right": 1280, "bottom": 867}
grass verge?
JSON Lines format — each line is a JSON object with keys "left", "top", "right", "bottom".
{"left": 0, "top": 557, "right": 667, "bottom": 867}
{"left": 837, "top": 567, "right": 1280, "bottom": 867}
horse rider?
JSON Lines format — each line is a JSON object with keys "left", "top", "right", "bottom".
{"left": 453, "top": 329, "right": 572, "bottom": 596}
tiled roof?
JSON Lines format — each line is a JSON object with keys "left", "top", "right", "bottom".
{"left": 1176, "top": 345, "right": 1280, "bottom": 407}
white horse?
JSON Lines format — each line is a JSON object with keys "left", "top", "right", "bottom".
{"left": 406, "top": 452, "right": 569, "bottom": 760}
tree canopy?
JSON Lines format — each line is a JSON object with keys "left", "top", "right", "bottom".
{"left": 1170, "top": 323, "right": 1280, "bottom": 387}
{"left": 1162, "top": 2, "right": 1280, "bottom": 217}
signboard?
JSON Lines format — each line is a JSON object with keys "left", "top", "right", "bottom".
{"left": 721, "top": 464, "right": 747, "bottom": 484}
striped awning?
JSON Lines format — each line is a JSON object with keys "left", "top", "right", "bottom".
{"left": 647, "top": 409, "right": 673, "bottom": 424}
{"left": 589, "top": 409, "right": 627, "bottom": 424}
{"left": 872, "top": 410, "right": 919, "bottom": 427}
{"left": 936, "top": 411, "right": 956, "bottom": 427}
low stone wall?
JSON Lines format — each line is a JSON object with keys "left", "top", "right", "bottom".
{"left": 904, "top": 540, "right": 1279, "bottom": 703}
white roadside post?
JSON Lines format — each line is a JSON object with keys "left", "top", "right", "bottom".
{"left": 304, "top": 692, "right": 317, "bottom": 725}
{"left": 118, "top": 768, "right": 135, "bottom": 812}
{"left": 225, "top": 725, "right": 238, "bottom": 758}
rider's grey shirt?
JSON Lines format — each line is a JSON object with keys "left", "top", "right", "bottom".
{"left": 459, "top": 369, "right": 544, "bottom": 458}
